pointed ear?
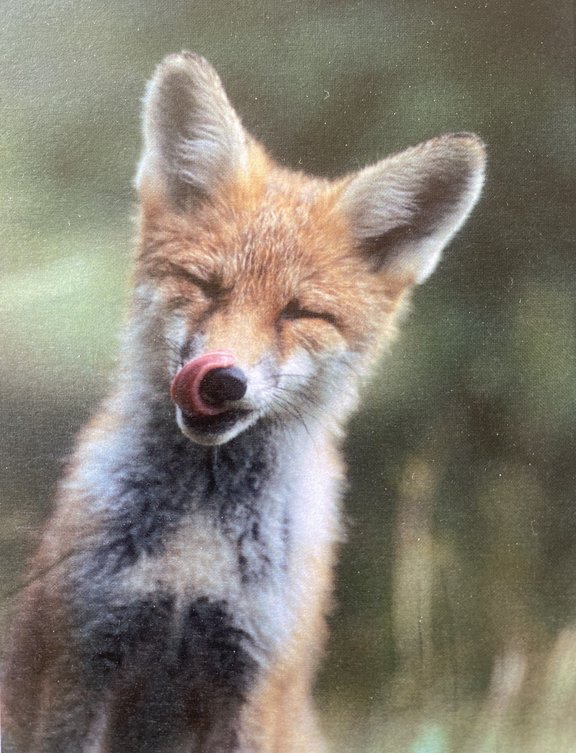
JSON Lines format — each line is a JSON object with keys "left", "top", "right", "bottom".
{"left": 339, "top": 133, "right": 486, "bottom": 284}
{"left": 135, "top": 52, "right": 249, "bottom": 207}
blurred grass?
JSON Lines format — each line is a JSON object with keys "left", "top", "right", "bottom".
{"left": 0, "top": 230, "right": 128, "bottom": 396}
{"left": 326, "top": 628, "right": 576, "bottom": 752}
{"left": 1, "top": 0, "right": 575, "bottom": 749}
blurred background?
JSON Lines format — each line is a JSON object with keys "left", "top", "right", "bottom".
{"left": 1, "top": 0, "right": 575, "bottom": 750}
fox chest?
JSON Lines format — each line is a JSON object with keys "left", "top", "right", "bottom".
{"left": 73, "top": 503, "right": 292, "bottom": 686}
{"left": 72, "top": 584, "right": 259, "bottom": 751}
{"left": 120, "top": 510, "right": 283, "bottom": 597}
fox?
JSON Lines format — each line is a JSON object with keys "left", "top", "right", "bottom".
{"left": 1, "top": 52, "right": 485, "bottom": 753}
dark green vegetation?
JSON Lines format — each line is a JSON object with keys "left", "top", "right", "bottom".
{"left": 1, "top": 1, "right": 574, "bottom": 749}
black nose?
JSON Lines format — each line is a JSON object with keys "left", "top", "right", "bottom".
{"left": 199, "top": 366, "right": 248, "bottom": 407}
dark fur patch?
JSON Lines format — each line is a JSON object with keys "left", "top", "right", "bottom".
{"left": 209, "top": 436, "right": 279, "bottom": 582}
{"left": 89, "top": 409, "right": 280, "bottom": 577}
{"left": 77, "top": 594, "right": 176, "bottom": 686}
{"left": 73, "top": 595, "right": 257, "bottom": 752}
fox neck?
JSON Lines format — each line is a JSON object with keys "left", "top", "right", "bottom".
{"left": 81, "top": 352, "right": 343, "bottom": 577}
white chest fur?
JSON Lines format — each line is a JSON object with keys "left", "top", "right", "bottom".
{"left": 112, "top": 426, "right": 343, "bottom": 662}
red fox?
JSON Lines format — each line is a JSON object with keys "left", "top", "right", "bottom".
{"left": 2, "top": 53, "right": 485, "bottom": 752}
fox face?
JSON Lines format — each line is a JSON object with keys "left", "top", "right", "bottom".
{"left": 132, "top": 53, "right": 485, "bottom": 446}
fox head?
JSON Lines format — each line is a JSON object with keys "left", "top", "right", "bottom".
{"left": 130, "top": 52, "right": 485, "bottom": 446}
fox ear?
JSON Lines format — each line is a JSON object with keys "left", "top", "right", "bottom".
{"left": 135, "top": 52, "right": 249, "bottom": 206}
{"left": 339, "top": 134, "right": 486, "bottom": 284}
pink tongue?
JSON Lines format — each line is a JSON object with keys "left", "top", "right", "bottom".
{"left": 170, "top": 350, "right": 235, "bottom": 417}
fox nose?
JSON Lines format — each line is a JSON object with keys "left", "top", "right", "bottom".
{"left": 199, "top": 366, "right": 247, "bottom": 406}
{"left": 170, "top": 351, "right": 247, "bottom": 417}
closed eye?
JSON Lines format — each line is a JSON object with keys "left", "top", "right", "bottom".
{"left": 162, "top": 263, "right": 228, "bottom": 299}
{"left": 280, "top": 299, "right": 339, "bottom": 327}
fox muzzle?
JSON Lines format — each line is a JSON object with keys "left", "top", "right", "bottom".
{"left": 171, "top": 351, "right": 248, "bottom": 417}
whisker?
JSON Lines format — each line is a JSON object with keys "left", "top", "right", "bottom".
{"left": 265, "top": 389, "right": 332, "bottom": 442}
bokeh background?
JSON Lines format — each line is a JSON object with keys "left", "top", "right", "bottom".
{"left": 2, "top": 1, "right": 575, "bottom": 750}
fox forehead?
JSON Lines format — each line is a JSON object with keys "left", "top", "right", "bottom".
{"left": 137, "top": 158, "right": 382, "bottom": 311}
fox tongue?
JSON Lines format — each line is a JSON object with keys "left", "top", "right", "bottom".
{"left": 171, "top": 351, "right": 235, "bottom": 417}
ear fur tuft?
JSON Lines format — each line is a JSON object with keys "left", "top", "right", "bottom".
{"left": 340, "top": 133, "right": 486, "bottom": 283}
{"left": 135, "top": 52, "right": 249, "bottom": 206}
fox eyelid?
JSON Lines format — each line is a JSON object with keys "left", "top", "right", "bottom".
{"left": 187, "top": 273, "right": 222, "bottom": 298}
{"left": 280, "top": 299, "right": 339, "bottom": 326}
{"left": 166, "top": 295, "right": 193, "bottom": 311}
{"left": 164, "top": 263, "right": 227, "bottom": 299}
